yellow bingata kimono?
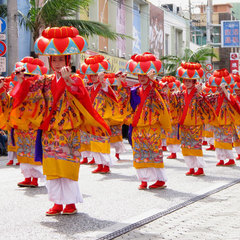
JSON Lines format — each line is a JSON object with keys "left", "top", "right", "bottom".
{"left": 171, "top": 89, "right": 217, "bottom": 156}
{"left": 206, "top": 93, "right": 239, "bottom": 150}
{"left": 88, "top": 84, "right": 123, "bottom": 154}
{"left": 9, "top": 77, "right": 45, "bottom": 165}
{"left": 119, "top": 83, "right": 171, "bottom": 169}
{"left": 40, "top": 75, "right": 110, "bottom": 181}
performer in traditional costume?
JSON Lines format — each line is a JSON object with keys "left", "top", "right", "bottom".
{"left": 8, "top": 57, "right": 48, "bottom": 187}
{"left": 0, "top": 75, "right": 20, "bottom": 165}
{"left": 227, "top": 73, "right": 240, "bottom": 161}
{"left": 79, "top": 55, "right": 121, "bottom": 173}
{"left": 33, "top": 26, "right": 110, "bottom": 215}
{"left": 160, "top": 76, "right": 181, "bottom": 159}
{"left": 174, "top": 62, "right": 217, "bottom": 176}
{"left": 105, "top": 73, "right": 126, "bottom": 160}
{"left": 202, "top": 86, "right": 216, "bottom": 151}
{"left": 119, "top": 52, "right": 172, "bottom": 190}
{"left": 206, "top": 69, "right": 237, "bottom": 166}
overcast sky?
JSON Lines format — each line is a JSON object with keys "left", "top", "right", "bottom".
{"left": 150, "top": 0, "right": 240, "bottom": 10}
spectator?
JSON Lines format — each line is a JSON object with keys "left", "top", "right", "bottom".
{"left": 0, "top": 129, "right": 8, "bottom": 156}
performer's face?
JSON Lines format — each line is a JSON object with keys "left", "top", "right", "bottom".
{"left": 184, "top": 79, "right": 195, "bottom": 89}
{"left": 90, "top": 75, "right": 99, "bottom": 84}
{"left": 51, "top": 56, "right": 66, "bottom": 72}
{"left": 138, "top": 75, "right": 149, "bottom": 85}
{"left": 235, "top": 89, "right": 240, "bottom": 96}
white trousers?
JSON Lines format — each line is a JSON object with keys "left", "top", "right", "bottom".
{"left": 167, "top": 144, "right": 181, "bottom": 153}
{"left": 215, "top": 148, "right": 234, "bottom": 160}
{"left": 92, "top": 152, "right": 115, "bottom": 166}
{"left": 20, "top": 163, "right": 44, "bottom": 179}
{"left": 162, "top": 138, "right": 167, "bottom": 147}
{"left": 235, "top": 146, "right": 240, "bottom": 155}
{"left": 136, "top": 168, "right": 167, "bottom": 182}
{"left": 206, "top": 137, "right": 214, "bottom": 145}
{"left": 184, "top": 156, "right": 206, "bottom": 168}
{"left": 81, "top": 151, "right": 92, "bottom": 159}
{"left": 8, "top": 151, "right": 17, "bottom": 161}
{"left": 110, "top": 141, "right": 126, "bottom": 154}
{"left": 46, "top": 178, "right": 83, "bottom": 205}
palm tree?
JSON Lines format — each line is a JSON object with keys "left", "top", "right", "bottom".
{"left": 18, "top": 0, "right": 126, "bottom": 42}
{"left": 0, "top": 4, "right": 7, "bottom": 18}
{"left": 160, "top": 45, "right": 218, "bottom": 76}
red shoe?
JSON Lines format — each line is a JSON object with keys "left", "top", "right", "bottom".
{"left": 46, "top": 204, "right": 63, "bottom": 216}
{"left": 149, "top": 181, "right": 166, "bottom": 189}
{"left": 138, "top": 181, "right": 147, "bottom": 190}
{"left": 167, "top": 153, "right": 177, "bottom": 159}
{"left": 6, "top": 160, "right": 13, "bottom": 166}
{"left": 101, "top": 165, "right": 110, "bottom": 174}
{"left": 88, "top": 158, "right": 95, "bottom": 165}
{"left": 115, "top": 153, "right": 120, "bottom": 160}
{"left": 92, "top": 164, "right": 103, "bottom": 173}
{"left": 62, "top": 204, "right": 77, "bottom": 215}
{"left": 236, "top": 154, "right": 240, "bottom": 160}
{"left": 30, "top": 178, "right": 38, "bottom": 187}
{"left": 16, "top": 162, "right": 20, "bottom": 166}
{"left": 80, "top": 157, "right": 88, "bottom": 164}
{"left": 18, "top": 178, "right": 32, "bottom": 187}
{"left": 202, "top": 141, "right": 208, "bottom": 145}
{"left": 162, "top": 146, "right": 167, "bottom": 151}
{"left": 193, "top": 168, "right": 205, "bottom": 176}
{"left": 216, "top": 160, "right": 224, "bottom": 166}
{"left": 206, "top": 144, "right": 215, "bottom": 151}
{"left": 224, "top": 159, "right": 236, "bottom": 166}
{"left": 185, "top": 168, "right": 195, "bottom": 176}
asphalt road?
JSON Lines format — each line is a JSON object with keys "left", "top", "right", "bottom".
{"left": 0, "top": 140, "right": 240, "bottom": 240}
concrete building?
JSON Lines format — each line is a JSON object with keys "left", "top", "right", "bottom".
{"left": 191, "top": 3, "right": 237, "bottom": 70}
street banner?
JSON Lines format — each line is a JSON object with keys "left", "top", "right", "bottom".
{"left": 230, "top": 52, "right": 239, "bottom": 73}
{"left": 221, "top": 20, "right": 240, "bottom": 48}
{"left": 150, "top": 3, "right": 164, "bottom": 58}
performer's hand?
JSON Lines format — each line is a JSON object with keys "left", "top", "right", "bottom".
{"left": 147, "top": 69, "right": 156, "bottom": 80}
{"left": 195, "top": 83, "right": 203, "bottom": 94}
{"left": 60, "top": 66, "right": 72, "bottom": 82}
{"left": 219, "top": 83, "right": 228, "bottom": 96}
{"left": 0, "top": 77, "right": 5, "bottom": 89}
{"left": 15, "top": 67, "right": 25, "bottom": 83}
{"left": 98, "top": 72, "right": 107, "bottom": 88}
{"left": 162, "top": 82, "right": 169, "bottom": 93}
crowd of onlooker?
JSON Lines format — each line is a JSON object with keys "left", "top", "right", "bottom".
{"left": 0, "top": 129, "right": 8, "bottom": 156}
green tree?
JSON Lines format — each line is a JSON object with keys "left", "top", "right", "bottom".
{"left": 160, "top": 45, "right": 218, "bottom": 76}
{"left": 0, "top": 4, "right": 7, "bottom": 18}
{"left": 18, "top": 0, "right": 126, "bottom": 41}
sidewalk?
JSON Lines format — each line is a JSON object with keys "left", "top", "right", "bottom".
{"left": 1, "top": 141, "right": 240, "bottom": 240}
{"left": 115, "top": 182, "right": 240, "bottom": 240}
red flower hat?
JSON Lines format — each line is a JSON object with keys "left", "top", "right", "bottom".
{"left": 125, "top": 52, "right": 162, "bottom": 75}
{"left": 161, "top": 76, "right": 181, "bottom": 90}
{"left": 208, "top": 68, "right": 234, "bottom": 88}
{"left": 14, "top": 57, "right": 48, "bottom": 75}
{"left": 104, "top": 73, "right": 117, "bottom": 85}
{"left": 34, "top": 26, "right": 88, "bottom": 56}
{"left": 176, "top": 62, "right": 204, "bottom": 79}
{"left": 79, "top": 55, "right": 111, "bottom": 75}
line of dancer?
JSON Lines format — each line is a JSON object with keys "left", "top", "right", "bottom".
{"left": 1, "top": 26, "right": 240, "bottom": 216}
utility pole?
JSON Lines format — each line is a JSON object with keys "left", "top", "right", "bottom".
{"left": 206, "top": 0, "right": 212, "bottom": 65}
{"left": 206, "top": 0, "right": 212, "bottom": 45}
{"left": 189, "top": 0, "right": 191, "bottom": 20}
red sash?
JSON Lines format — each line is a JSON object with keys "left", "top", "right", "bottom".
{"left": 132, "top": 85, "right": 151, "bottom": 127}
{"left": 215, "top": 94, "right": 225, "bottom": 116}
{"left": 90, "top": 84, "right": 101, "bottom": 103}
{"left": 10, "top": 75, "right": 38, "bottom": 109}
{"left": 40, "top": 75, "right": 66, "bottom": 130}
{"left": 179, "top": 88, "right": 197, "bottom": 125}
